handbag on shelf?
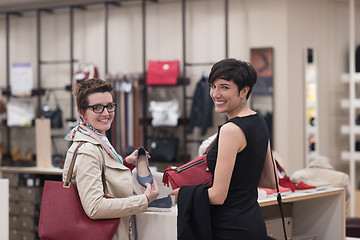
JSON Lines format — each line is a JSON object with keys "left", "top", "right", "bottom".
{"left": 73, "top": 62, "right": 99, "bottom": 81}
{"left": 150, "top": 135, "right": 179, "bottom": 162}
{"left": 146, "top": 60, "right": 180, "bottom": 86}
{"left": 38, "top": 142, "right": 120, "bottom": 240}
{"left": 162, "top": 154, "right": 212, "bottom": 190}
{"left": 41, "top": 90, "right": 63, "bottom": 129}
{"left": 149, "top": 99, "right": 179, "bottom": 127}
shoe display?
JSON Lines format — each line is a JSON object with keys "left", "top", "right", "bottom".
{"left": 279, "top": 176, "right": 296, "bottom": 192}
{"left": 276, "top": 160, "right": 317, "bottom": 192}
{"left": 258, "top": 186, "right": 292, "bottom": 197}
{"left": 147, "top": 194, "right": 173, "bottom": 212}
{"left": 295, "top": 181, "right": 316, "bottom": 191}
{"left": 136, "top": 146, "right": 153, "bottom": 188}
{"left": 276, "top": 160, "right": 296, "bottom": 192}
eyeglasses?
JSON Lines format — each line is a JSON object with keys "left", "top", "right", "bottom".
{"left": 84, "top": 103, "right": 117, "bottom": 113}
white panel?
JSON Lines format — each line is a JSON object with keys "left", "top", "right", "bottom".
{"left": 0, "top": 179, "right": 9, "bottom": 240}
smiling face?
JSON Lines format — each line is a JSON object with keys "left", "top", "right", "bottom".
{"left": 210, "top": 78, "right": 248, "bottom": 118}
{"left": 79, "top": 92, "right": 114, "bottom": 134}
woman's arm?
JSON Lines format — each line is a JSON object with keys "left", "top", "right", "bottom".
{"left": 207, "top": 123, "right": 245, "bottom": 205}
{"left": 258, "top": 142, "right": 278, "bottom": 189}
{"left": 75, "top": 145, "right": 150, "bottom": 219}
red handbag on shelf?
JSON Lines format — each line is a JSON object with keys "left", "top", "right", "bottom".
{"left": 162, "top": 154, "right": 212, "bottom": 190}
{"left": 146, "top": 60, "right": 180, "bottom": 85}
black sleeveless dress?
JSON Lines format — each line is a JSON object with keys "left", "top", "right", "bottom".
{"left": 206, "top": 114, "right": 269, "bottom": 240}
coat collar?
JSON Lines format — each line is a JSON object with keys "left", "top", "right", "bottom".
{"left": 72, "top": 130, "right": 100, "bottom": 145}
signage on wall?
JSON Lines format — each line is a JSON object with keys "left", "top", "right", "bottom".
{"left": 11, "top": 62, "right": 33, "bottom": 96}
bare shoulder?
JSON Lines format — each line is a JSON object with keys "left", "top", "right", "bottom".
{"left": 219, "top": 122, "right": 246, "bottom": 151}
{"left": 220, "top": 121, "right": 243, "bottom": 135}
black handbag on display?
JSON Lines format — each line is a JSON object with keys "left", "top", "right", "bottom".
{"left": 150, "top": 136, "right": 179, "bottom": 162}
{"left": 41, "top": 90, "right": 63, "bottom": 129}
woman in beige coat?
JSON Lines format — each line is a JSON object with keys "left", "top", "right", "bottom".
{"left": 62, "top": 78, "right": 159, "bottom": 240}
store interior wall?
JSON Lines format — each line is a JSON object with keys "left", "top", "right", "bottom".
{"left": 0, "top": 0, "right": 360, "bottom": 183}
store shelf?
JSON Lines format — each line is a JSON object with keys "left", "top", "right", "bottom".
{"left": 340, "top": 125, "right": 360, "bottom": 135}
{"left": 306, "top": 101, "right": 316, "bottom": 108}
{"left": 341, "top": 73, "right": 360, "bottom": 83}
{"left": 341, "top": 151, "right": 360, "bottom": 161}
{"left": 0, "top": 166, "right": 62, "bottom": 175}
{"left": 306, "top": 125, "right": 316, "bottom": 134}
{"left": 340, "top": 99, "right": 360, "bottom": 108}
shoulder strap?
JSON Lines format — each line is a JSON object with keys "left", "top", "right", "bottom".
{"left": 101, "top": 151, "right": 108, "bottom": 195}
{"left": 64, "top": 141, "right": 85, "bottom": 187}
{"left": 63, "top": 141, "right": 108, "bottom": 195}
{"left": 269, "top": 140, "right": 288, "bottom": 240}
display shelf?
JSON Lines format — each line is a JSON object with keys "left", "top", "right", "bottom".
{"left": 0, "top": 166, "right": 62, "bottom": 175}
{"left": 306, "top": 101, "right": 316, "bottom": 109}
{"left": 304, "top": 48, "right": 319, "bottom": 166}
{"left": 341, "top": 99, "right": 360, "bottom": 108}
{"left": 341, "top": 72, "right": 360, "bottom": 83}
{"left": 341, "top": 151, "right": 360, "bottom": 161}
{"left": 306, "top": 125, "right": 316, "bottom": 134}
{"left": 340, "top": 125, "right": 360, "bottom": 135}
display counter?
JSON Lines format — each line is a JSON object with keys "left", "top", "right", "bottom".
{"left": 0, "top": 166, "right": 62, "bottom": 176}
{"left": 0, "top": 167, "right": 345, "bottom": 240}
{"left": 137, "top": 187, "right": 345, "bottom": 240}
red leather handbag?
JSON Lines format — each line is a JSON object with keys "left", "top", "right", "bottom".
{"left": 38, "top": 142, "right": 120, "bottom": 240}
{"left": 146, "top": 60, "right": 180, "bottom": 85}
{"left": 162, "top": 155, "right": 212, "bottom": 190}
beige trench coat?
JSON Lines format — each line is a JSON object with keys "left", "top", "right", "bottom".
{"left": 63, "top": 131, "right": 148, "bottom": 240}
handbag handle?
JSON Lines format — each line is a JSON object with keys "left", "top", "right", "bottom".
{"left": 44, "top": 90, "right": 60, "bottom": 107}
{"left": 63, "top": 141, "right": 109, "bottom": 195}
{"left": 63, "top": 141, "right": 85, "bottom": 188}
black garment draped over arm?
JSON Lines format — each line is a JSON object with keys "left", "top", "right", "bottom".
{"left": 177, "top": 185, "right": 213, "bottom": 240}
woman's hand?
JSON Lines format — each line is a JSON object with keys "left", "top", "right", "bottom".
{"left": 125, "top": 149, "right": 151, "bottom": 166}
{"left": 142, "top": 180, "right": 159, "bottom": 203}
{"left": 170, "top": 188, "right": 180, "bottom": 204}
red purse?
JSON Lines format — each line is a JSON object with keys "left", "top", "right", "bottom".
{"left": 146, "top": 60, "right": 180, "bottom": 86}
{"left": 162, "top": 155, "right": 212, "bottom": 190}
{"left": 38, "top": 142, "right": 120, "bottom": 240}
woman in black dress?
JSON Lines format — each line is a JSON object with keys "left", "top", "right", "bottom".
{"left": 172, "top": 58, "right": 277, "bottom": 240}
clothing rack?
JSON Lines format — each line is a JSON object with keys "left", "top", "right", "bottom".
{"left": 1, "top": 0, "right": 155, "bottom": 154}
{"left": 180, "top": 0, "right": 229, "bottom": 159}
{"left": 140, "top": 0, "right": 229, "bottom": 163}
{"left": 106, "top": 73, "right": 143, "bottom": 155}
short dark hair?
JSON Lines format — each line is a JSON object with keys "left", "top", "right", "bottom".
{"left": 72, "top": 78, "right": 114, "bottom": 116}
{"left": 208, "top": 58, "right": 257, "bottom": 99}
